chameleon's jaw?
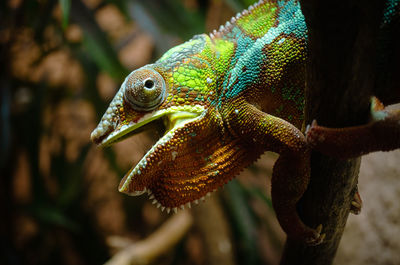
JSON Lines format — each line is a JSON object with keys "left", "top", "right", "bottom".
{"left": 92, "top": 110, "right": 165, "bottom": 148}
{"left": 118, "top": 106, "right": 206, "bottom": 193}
{"left": 91, "top": 104, "right": 207, "bottom": 196}
{"left": 91, "top": 105, "right": 206, "bottom": 147}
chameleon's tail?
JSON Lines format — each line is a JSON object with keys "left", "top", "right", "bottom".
{"left": 271, "top": 150, "right": 325, "bottom": 245}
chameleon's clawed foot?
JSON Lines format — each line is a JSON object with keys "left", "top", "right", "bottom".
{"left": 305, "top": 119, "right": 323, "bottom": 148}
{"left": 350, "top": 190, "right": 363, "bottom": 215}
{"left": 303, "top": 224, "right": 325, "bottom": 246}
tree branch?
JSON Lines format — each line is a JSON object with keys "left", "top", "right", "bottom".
{"left": 281, "top": 1, "right": 385, "bottom": 264}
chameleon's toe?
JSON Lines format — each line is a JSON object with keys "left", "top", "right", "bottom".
{"left": 350, "top": 191, "right": 363, "bottom": 215}
{"left": 304, "top": 224, "right": 325, "bottom": 246}
{"left": 305, "top": 120, "right": 324, "bottom": 147}
{"left": 351, "top": 201, "right": 362, "bottom": 215}
{"left": 350, "top": 195, "right": 362, "bottom": 215}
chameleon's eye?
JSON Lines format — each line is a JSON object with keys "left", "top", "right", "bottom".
{"left": 123, "top": 68, "right": 166, "bottom": 111}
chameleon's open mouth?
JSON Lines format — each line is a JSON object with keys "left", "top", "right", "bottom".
{"left": 91, "top": 105, "right": 207, "bottom": 198}
{"left": 94, "top": 105, "right": 206, "bottom": 147}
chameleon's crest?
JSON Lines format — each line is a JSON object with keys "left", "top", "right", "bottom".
{"left": 210, "top": 0, "right": 271, "bottom": 39}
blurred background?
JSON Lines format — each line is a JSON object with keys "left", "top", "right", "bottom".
{"left": 0, "top": 0, "right": 399, "bottom": 264}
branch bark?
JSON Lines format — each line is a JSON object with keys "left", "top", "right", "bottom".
{"left": 280, "top": 1, "right": 385, "bottom": 264}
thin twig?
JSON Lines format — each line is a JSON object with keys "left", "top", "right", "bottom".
{"left": 104, "top": 211, "right": 193, "bottom": 265}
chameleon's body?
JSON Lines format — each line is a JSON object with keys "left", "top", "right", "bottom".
{"left": 91, "top": 0, "right": 400, "bottom": 244}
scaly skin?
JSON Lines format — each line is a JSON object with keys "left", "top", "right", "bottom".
{"left": 91, "top": 0, "right": 400, "bottom": 245}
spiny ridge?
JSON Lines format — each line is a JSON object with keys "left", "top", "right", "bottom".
{"left": 209, "top": 0, "right": 267, "bottom": 39}
{"left": 146, "top": 187, "right": 217, "bottom": 214}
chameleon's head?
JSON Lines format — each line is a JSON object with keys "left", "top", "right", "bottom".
{"left": 91, "top": 34, "right": 217, "bottom": 148}
{"left": 91, "top": 34, "right": 252, "bottom": 212}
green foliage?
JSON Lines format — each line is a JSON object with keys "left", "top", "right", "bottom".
{"left": 82, "top": 31, "right": 128, "bottom": 81}
{"left": 70, "top": 0, "right": 129, "bottom": 81}
{"left": 59, "top": 0, "right": 71, "bottom": 29}
{"left": 223, "top": 181, "right": 261, "bottom": 265}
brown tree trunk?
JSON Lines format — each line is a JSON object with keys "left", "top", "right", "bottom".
{"left": 280, "top": 1, "right": 385, "bottom": 264}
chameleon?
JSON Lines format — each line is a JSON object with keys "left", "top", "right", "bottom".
{"left": 91, "top": 0, "right": 400, "bottom": 245}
